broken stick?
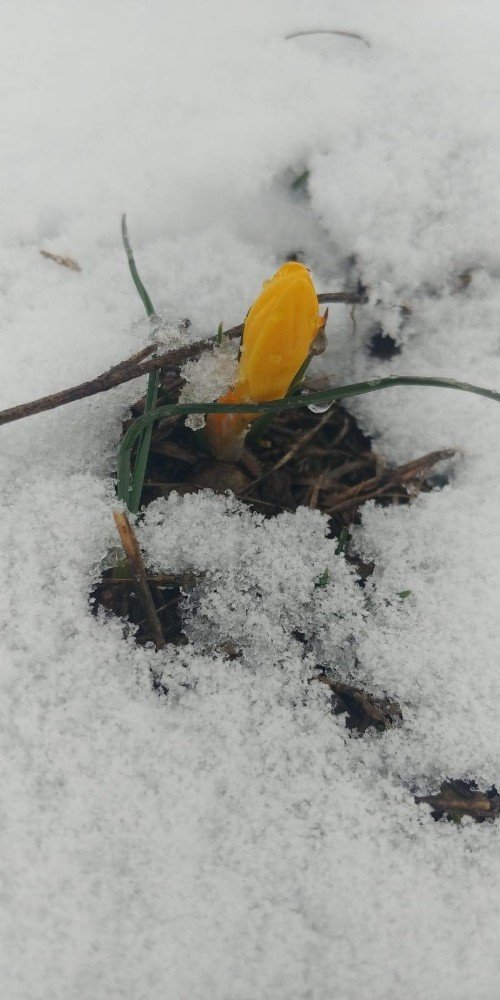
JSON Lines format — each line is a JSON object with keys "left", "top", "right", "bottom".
{"left": 113, "top": 511, "right": 165, "bottom": 650}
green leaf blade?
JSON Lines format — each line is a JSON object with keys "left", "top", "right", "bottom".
{"left": 116, "top": 374, "right": 500, "bottom": 509}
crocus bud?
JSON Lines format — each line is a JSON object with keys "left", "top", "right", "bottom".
{"left": 206, "top": 262, "right": 326, "bottom": 460}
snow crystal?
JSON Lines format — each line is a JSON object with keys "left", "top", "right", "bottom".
{"left": 139, "top": 491, "right": 364, "bottom": 669}
{"left": 178, "top": 336, "right": 239, "bottom": 429}
{"left": 149, "top": 316, "right": 192, "bottom": 348}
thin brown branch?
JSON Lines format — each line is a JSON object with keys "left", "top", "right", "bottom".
{"left": 113, "top": 511, "right": 165, "bottom": 650}
{"left": 0, "top": 331, "right": 238, "bottom": 427}
{"left": 308, "top": 472, "right": 326, "bottom": 509}
{"left": 0, "top": 291, "right": 365, "bottom": 429}
{"left": 135, "top": 594, "right": 183, "bottom": 630}
{"left": 239, "top": 408, "right": 333, "bottom": 494}
{"left": 325, "top": 448, "right": 456, "bottom": 513}
{"left": 107, "top": 342, "right": 159, "bottom": 375}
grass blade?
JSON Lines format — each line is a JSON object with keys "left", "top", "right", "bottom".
{"left": 117, "top": 374, "right": 500, "bottom": 507}
{"left": 128, "top": 370, "right": 160, "bottom": 512}
{"left": 121, "top": 214, "right": 161, "bottom": 512}
{"left": 121, "top": 214, "right": 156, "bottom": 319}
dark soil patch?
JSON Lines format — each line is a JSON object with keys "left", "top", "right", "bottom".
{"left": 92, "top": 572, "right": 189, "bottom": 649}
{"left": 367, "top": 323, "right": 401, "bottom": 360}
{"left": 139, "top": 394, "right": 453, "bottom": 530}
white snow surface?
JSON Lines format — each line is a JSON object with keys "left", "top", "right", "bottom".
{"left": 1, "top": 1, "right": 500, "bottom": 998}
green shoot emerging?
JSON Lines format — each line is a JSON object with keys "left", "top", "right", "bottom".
{"left": 116, "top": 374, "right": 500, "bottom": 509}
{"left": 315, "top": 568, "right": 330, "bottom": 588}
{"left": 121, "top": 214, "right": 160, "bottom": 513}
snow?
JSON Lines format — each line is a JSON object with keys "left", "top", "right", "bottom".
{"left": 139, "top": 493, "right": 364, "bottom": 668}
{"left": 1, "top": 1, "right": 500, "bottom": 998}
{"left": 179, "top": 337, "right": 239, "bottom": 429}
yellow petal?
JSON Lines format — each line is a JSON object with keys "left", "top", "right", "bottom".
{"left": 239, "top": 263, "right": 320, "bottom": 400}
{"left": 205, "top": 261, "right": 324, "bottom": 459}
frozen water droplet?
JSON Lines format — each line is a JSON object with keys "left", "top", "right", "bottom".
{"left": 307, "top": 400, "right": 334, "bottom": 414}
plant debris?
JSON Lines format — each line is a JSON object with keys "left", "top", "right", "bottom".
{"left": 92, "top": 570, "right": 191, "bottom": 649}
{"left": 90, "top": 351, "right": 494, "bottom": 837}
{"left": 415, "top": 780, "right": 500, "bottom": 823}
{"left": 113, "top": 511, "right": 165, "bottom": 650}
{"left": 315, "top": 672, "right": 403, "bottom": 733}
{"left": 135, "top": 393, "right": 454, "bottom": 527}
{"left": 40, "top": 249, "right": 81, "bottom": 271}
{"left": 93, "top": 369, "right": 454, "bottom": 666}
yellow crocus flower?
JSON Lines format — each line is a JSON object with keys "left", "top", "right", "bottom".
{"left": 206, "top": 262, "right": 326, "bottom": 460}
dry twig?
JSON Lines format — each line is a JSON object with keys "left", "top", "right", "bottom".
{"left": 315, "top": 673, "right": 402, "bottom": 732}
{"left": 113, "top": 511, "right": 165, "bottom": 650}
{"left": 40, "top": 250, "right": 81, "bottom": 272}
{"left": 0, "top": 291, "right": 365, "bottom": 429}
{"left": 239, "top": 409, "right": 333, "bottom": 493}
{"left": 0, "top": 331, "right": 238, "bottom": 427}
{"left": 325, "top": 448, "right": 456, "bottom": 513}
{"left": 307, "top": 472, "right": 326, "bottom": 509}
